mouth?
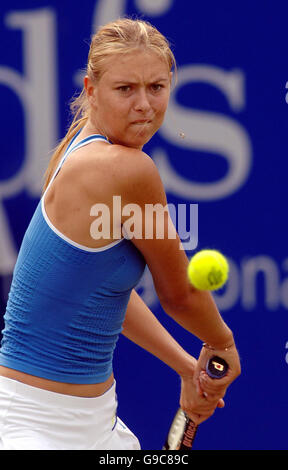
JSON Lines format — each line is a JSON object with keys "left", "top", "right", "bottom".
{"left": 131, "top": 119, "right": 152, "bottom": 125}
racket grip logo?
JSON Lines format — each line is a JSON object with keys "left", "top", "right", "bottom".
{"left": 206, "top": 355, "right": 229, "bottom": 379}
{"left": 212, "top": 360, "right": 225, "bottom": 372}
{"left": 182, "top": 419, "right": 198, "bottom": 449}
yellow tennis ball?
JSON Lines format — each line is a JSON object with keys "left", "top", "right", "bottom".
{"left": 187, "top": 249, "right": 229, "bottom": 291}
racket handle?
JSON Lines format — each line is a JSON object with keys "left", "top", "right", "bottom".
{"left": 177, "top": 355, "right": 229, "bottom": 450}
{"left": 206, "top": 355, "right": 229, "bottom": 379}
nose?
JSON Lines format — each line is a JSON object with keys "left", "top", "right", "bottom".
{"left": 134, "top": 88, "right": 151, "bottom": 113}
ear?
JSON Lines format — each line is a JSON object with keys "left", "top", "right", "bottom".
{"left": 84, "top": 75, "right": 97, "bottom": 106}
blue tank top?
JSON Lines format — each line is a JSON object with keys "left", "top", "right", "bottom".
{"left": 0, "top": 133, "right": 146, "bottom": 384}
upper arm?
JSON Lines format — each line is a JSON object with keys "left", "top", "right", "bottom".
{"left": 117, "top": 149, "right": 192, "bottom": 308}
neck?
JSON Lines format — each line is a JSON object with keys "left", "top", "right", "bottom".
{"left": 81, "top": 118, "right": 104, "bottom": 137}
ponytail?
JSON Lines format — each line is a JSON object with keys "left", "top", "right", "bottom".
{"left": 42, "top": 89, "right": 88, "bottom": 193}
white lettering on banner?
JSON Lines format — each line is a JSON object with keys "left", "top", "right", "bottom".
{"left": 156, "top": 65, "right": 252, "bottom": 200}
{"left": 241, "top": 257, "right": 280, "bottom": 310}
{"left": 91, "top": 0, "right": 173, "bottom": 35}
{"left": 0, "top": 9, "right": 58, "bottom": 276}
{"left": 74, "top": 0, "right": 128, "bottom": 86}
{"left": 134, "top": 0, "right": 173, "bottom": 16}
{"left": 0, "top": 207, "right": 17, "bottom": 275}
{"left": 92, "top": 0, "right": 127, "bottom": 35}
{"left": 285, "top": 342, "right": 288, "bottom": 364}
{"left": 136, "top": 255, "right": 288, "bottom": 312}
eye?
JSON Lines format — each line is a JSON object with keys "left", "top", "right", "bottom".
{"left": 151, "top": 83, "right": 164, "bottom": 92}
{"left": 117, "top": 85, "right": 131, "bottom": 93}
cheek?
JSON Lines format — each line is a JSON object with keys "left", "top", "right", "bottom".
{"left": 154, "top": 98, "right": 169, "bottom": 118}
{"left": 103, "top": 103, "right": 131, "bottom": 135}
{"left": 155, "top": 90, "right": 169, "bottom": 108}
{"left": 99, "top": 99, "right": 125, "bottom": 124}
{"left": 106, "top": 98, "right": 130, "bottom": 119}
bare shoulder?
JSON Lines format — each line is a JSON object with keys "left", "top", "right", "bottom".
{"left": 74, "top": 141, "right": 156, "bottom": 175}
{"left": 109, "top": 144, "right": 167, "bottom": 206}
{"left": 63, "top": 140, "right": 166, "bottom": 206}
{"left": 109, "top": 144, "right": 158, "bottom": 175}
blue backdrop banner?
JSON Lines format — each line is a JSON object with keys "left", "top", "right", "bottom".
{"left": 0, "top": 0, "right": 287, "bottom": 450}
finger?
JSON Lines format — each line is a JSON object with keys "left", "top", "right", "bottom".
{"left": 185, "top": 412, "right": 201, "bottom": 425}
{"left": 182, "top": 398, "right": 219, "bottom": 417}
{"left": 199, "top": 373, "right": 227, "bottom": 395}
{"left": 185, "top": 408, "right": 215, "bottom": 425}
{"left": 217, "top": 398, "right": 225, "bottom": 408}
{"left": 202, "top": 393, "right": 225, "bottom": 406}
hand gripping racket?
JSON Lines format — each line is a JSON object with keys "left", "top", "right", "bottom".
{"left": 163, "top": 356, "right": 228, "bottom": 450}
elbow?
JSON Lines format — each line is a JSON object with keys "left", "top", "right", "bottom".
{"left": 158, "top": 284, "right": 196, "bottom": 315}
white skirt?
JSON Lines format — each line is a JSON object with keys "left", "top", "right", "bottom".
{"left": 0, "top": 376, "right": 140, "bottom": 450}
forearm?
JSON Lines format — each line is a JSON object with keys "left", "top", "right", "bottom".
{"left": 160, "top": 286, "right": 234, "bottom": 349}
{"left": 122, "top": 289, "right": 196, "bottom": 377}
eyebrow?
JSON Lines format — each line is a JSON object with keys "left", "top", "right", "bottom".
{"left": 112, "top": 77, "right": 169, "bottom": 85}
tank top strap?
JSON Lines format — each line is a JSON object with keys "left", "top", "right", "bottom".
{"left": 42, "top": 132, "right": 110, "bottom": 197}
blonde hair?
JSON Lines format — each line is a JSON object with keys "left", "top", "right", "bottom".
{"left": 42, "top": 18, "right": 176, "bottom": 192}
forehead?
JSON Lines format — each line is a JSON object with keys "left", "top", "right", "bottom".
{"left": 100, "top": 49, "right": 170, "bottom": 83}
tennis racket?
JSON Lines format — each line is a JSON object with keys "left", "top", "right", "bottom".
{"left": 163, "top": 355, "right": 228, "bottom": 450}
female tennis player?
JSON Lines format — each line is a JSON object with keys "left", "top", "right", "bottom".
{"left": 0, "top": 18, "right": 240, "bottom": 450}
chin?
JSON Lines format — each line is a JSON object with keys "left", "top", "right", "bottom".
{"left": 116, "top": 133, "right": 151, "bottom": 149}
{"left": 112, "top": 126, "right": 157, "bottom": 149}
{"left": 131, "top": 135, "right": 152, "bottom": 149}
{"left": 132, "top": 127, "right": 158, "bottom": 147}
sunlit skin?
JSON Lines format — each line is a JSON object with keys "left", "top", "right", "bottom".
{"left": 84, "top": 49, "right": 172, "bottom": 150}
